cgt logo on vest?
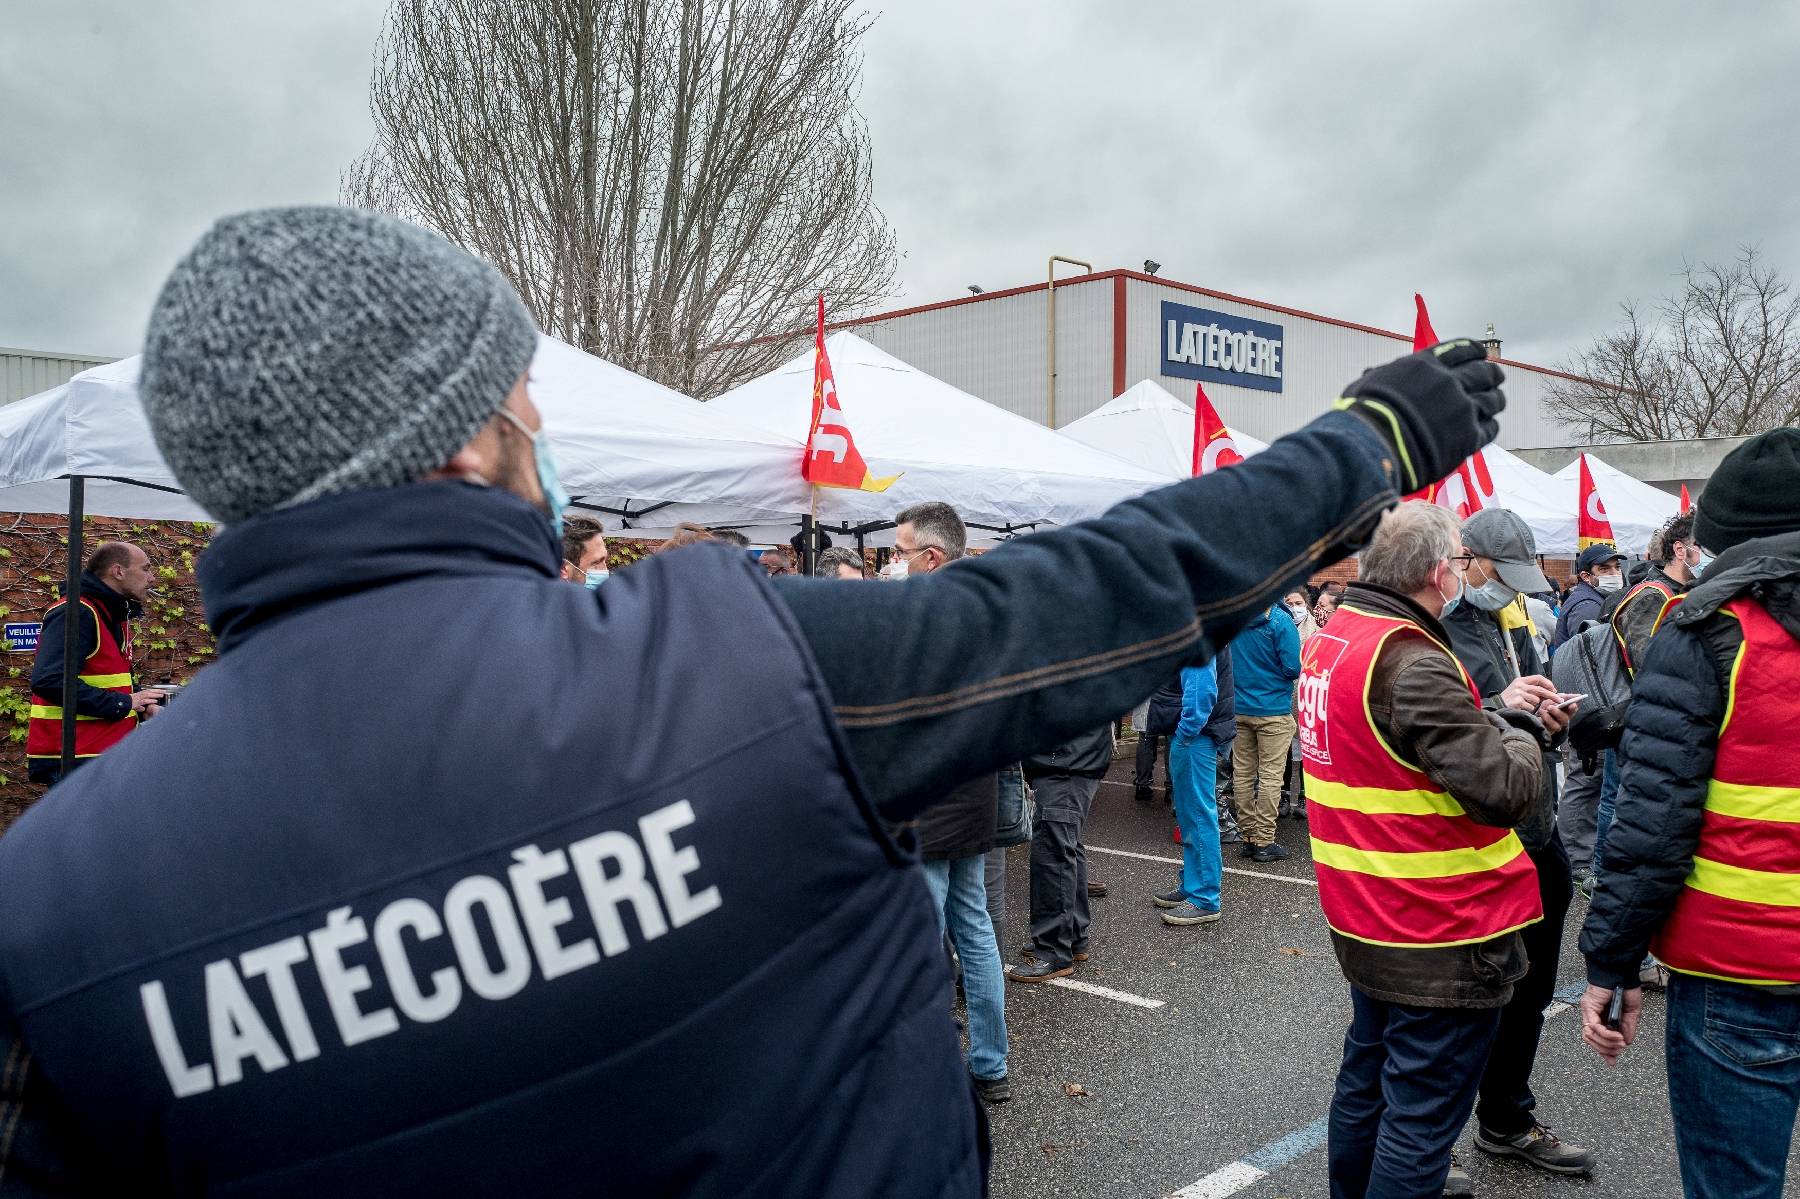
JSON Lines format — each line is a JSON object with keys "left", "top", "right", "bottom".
{"left": 1297, "top": 635, "right": 1349, "bottom": 766}
{"left": 139, "top": 799, "right": 721, "bottom": 1098}
{"left": 1160, "top": 300, "right": 1285, "bottom": 394}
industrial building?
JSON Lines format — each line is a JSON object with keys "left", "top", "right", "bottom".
{"left": 1, "top": 347, "right": 114, "bottom": 406}
{"left": 834, "top": 266, "right": 1590, "bottom": 464}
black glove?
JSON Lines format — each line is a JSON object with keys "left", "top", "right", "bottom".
{"left": 1334, "top": 339, "right": 1504, "bottom": 494}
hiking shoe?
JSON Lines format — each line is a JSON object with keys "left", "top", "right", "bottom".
{"left": 1576, "top": 874, "right": 1596, "bottom": 900}
{"left": 1639, "top": 956, "right": 1671, "bottom": 990}
{"left": 1239, "top": 841, "right": 1259, "bottom": 859}
{"left": 1443, "top": 1151, "right": 1474, "bottom": 1196}
{"left": 1251, "top": 843, "right": 1291, "bottom": 863}
{"left": 1152, "top": 887, "right": 1186, "bottom": 909}
{"left": 1087, "top": 879, "right": 1108, "bottom": 898}
{"left": 1161, "top": 902, "right": 1220, "bottom": 926}
{"left": 1134, "top": 786, "right": 1154, "bottom": 803}
{"left": 973, "top": 1073, "right": 1011, "bottom": 1104}
{"left": 1278, "top": 793, "right": 1295, "bottom": 819}
{"left": 1473, "top": 1122, "right": 1594, "bottom": 1175}
{"left": 1007, "top": 959, "right": 1074, "bottom": 984}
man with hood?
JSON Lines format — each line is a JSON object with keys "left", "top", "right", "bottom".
{"left": 1581, "top": 429, "right": 1800, "bottom": 1199}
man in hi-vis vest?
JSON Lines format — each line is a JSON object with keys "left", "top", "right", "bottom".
{"left": 25, "top": 540, "right": 166, "bottom": 785}
{"left": 1300, "top": 502, "right": 1551, "bottom": 1199}
{"left": 1581, "top": 429, "right": 1800, "bottom": 1199}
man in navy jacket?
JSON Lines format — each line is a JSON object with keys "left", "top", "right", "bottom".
{"left": 0, "top": 207, "right": 1504, "bottom": 1196}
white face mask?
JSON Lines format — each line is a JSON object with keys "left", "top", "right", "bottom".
{"left": 878, "top": 559, "right": 909, "bottom": 581}
{"left": 1286, "top": 602, "right": 1309, "bottom": 621}
{"left": 1595, "top": 573, "right": 1624, "bottom": 593}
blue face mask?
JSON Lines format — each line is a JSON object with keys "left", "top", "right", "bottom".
{"left": 1691, "top": 550, "right": 1713, "bottom": 578}
{"left": 1466, "top": 575, "right": 1518, "bottom": 612}
{"left": 584, "top": 568, "right": 610, "bottom": 589}
{"left": 1439, "top": 564, "right": 1466, "bottom": 616}
{"left": 500, "top": 410, "right": 570, "bottom": 539}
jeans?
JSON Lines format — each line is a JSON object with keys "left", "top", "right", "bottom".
{"left": 1666, "top": 974, "right": 1800, "bottom": 1199}
{"left": 1028, "top": 774, "right": 1098, "bottom": 966}
{"left": 1472, "top": 834, "right": 1571, "bottom": 1136}
{"left": 1233, "top": 713, "right": 1296, "bottom": 846}
{"left": 920, "top": 856, "right": 1009, "bottom": 1082}
{"left": 1329, "top": 989, "right": 1503, "bottom": 1199}
{"left": 1558, "top": 745, "right": 1601, "bottom": 876}
{"left": 1592, "top": 749, "right": 1620, "bottom": 875}
{"left": 1134, "top": 731, "right": 1170, "bottom": 791}
{"left": 983, "top": 847, "right": 1007, "bottom": 947}
{"left": 1169, "top": 734, "right": 1223, "bottom": 911}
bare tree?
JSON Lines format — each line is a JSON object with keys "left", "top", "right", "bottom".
{"left": 1548, "top": 247, "right": 1800, "bottom": 442}
{"left": 343, "top": 0, "right": 897, "bottom": 397}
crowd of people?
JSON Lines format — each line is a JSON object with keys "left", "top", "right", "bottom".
{"left": 4, "top": 204, "right": 1796, "bottom": 1199}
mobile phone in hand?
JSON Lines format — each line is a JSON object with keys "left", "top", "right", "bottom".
{"left": 1605, "top": 985, "right": 1625, "bottom": 1030}
{"left": 1554, "top": 693, "right": 1587, "bottom": 710}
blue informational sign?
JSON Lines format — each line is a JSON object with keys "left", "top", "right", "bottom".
{"left": 1160, "top": 300, "right": 1285, "bottom": 393}
{"left": 4, "top": 622, "right": 42, "bottom": 652}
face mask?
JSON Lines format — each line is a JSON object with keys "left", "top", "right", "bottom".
{"left": 499, "top": 410, "right": 570, "bottom": 539}
{"left": 1595, "top": 573, "right": 1623, "bottom": 593}
{"left": 1690, "top": 550, "right": 1713, "bottom": 578}
{"left": 878, "top": 559, "right": 909, "bottom": 581}
{"left": 584, "top": 568, "right": 610, "bottom": 589}
{"left": 1466, "top": 574, "right": 1518, "bottom": 612}
{"left": 1438, "top": 564, "right": 1466, "bottom": 616}
{"left": 1287, "top": 602, "right": 1309, "bottom": 621}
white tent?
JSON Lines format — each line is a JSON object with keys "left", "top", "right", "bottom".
{"left": 0, "top": 362, "right": 210, "bottom": 521}
{"left": 1552, "top": 453, "right": 1680, "bottom": 557}
{"left": 703, "top": 332, "right": 1168, "bottom": 538}
{"left": 1057, "top": 380, "right": 1267, "bottom": 479}
{"left": 1449, "top": 444, "right": 1578, "bottom": 556}
{"left": 0, "top": 336, "right": 808, "bottom": 527}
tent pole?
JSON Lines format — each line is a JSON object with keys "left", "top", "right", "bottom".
{"left": 59, "top": 476, "right": 85, "bottom": 781}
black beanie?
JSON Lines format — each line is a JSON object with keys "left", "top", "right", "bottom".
{"left": 1694, "top": 427, "right": 1800, "bottom": 552}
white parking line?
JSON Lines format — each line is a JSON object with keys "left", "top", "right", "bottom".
{"left": 1171, "top": 1160, "right": 1266, "bottom": 1198}
{"left": 1045, "top": 977, "right": 1166, "bottom": 1009}
{"left": 1086, "top": 844, "right": 1319, "bottom": 888}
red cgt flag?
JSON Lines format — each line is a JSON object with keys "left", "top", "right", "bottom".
{"left": 803, "top": 295, "right": 898, "bottom": 493}
{"left": 1434, "top": 448, "right": 1496, "bottom": 520}
{"left": 1191, "top": 383, "right": 1244, "bottom": 476}
{"left": 1412, "top": 292, "right": 1439, "bottom": 352}
{"left": 1400, "top": 293, "right": 1443, "bottom": 500}
{"left": 1577, "top": 454, "right": 1617, "bottom": 550}
{"left": 1680, "top": 483, "right": 1692, "bottom": 514}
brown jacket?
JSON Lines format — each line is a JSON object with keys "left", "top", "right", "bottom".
{"left": 1327, "top": 583, "right": 1546, "bottom": 1008}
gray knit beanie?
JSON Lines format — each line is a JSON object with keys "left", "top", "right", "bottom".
{"left": 140, "top": 206, "right": 538, "bottom": 522}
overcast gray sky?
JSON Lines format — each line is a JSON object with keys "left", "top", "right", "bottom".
{"left": 5, "top": 1, "right": 1798, "bottom": 372}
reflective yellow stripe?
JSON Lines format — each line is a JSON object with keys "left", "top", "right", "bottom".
{"left": 1312, "top": 832, "right": 1526, "bottom": 879}
{"left": 27, "top": 705, "right": 103, "bottom": 722}
{"left": 1687, "top": 856, "right": 1800, "bottom": 908}
{"left": 1305, "top": 776, "right": 1467, "bottom": 818}
{"left": 1705, "top": 781, "right": 1800, "bottom": 824}
{"left": 78, "top": 673, "right": 132, "bottom": 689}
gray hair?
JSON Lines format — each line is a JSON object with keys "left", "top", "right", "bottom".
{"left": 894, "top": 501, "right": 967, "bottom": 560}
{"left": 1359, "top": 501, "right": 1461, "bottom": 595}
{"left": 815, "top": 547, "right": 865, "bottom": 577}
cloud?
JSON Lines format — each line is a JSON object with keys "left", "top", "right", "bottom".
{"left": 5, "top": 0, "right": 1798, "bottom": 384}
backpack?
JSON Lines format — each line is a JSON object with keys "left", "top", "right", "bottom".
{"left": 1550, "top": 619, "right": 1634, "bottom": 773}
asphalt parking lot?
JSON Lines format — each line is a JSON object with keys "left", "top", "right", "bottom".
{"left": 964, "top": 758, "right": 1800, "bottom": 1199}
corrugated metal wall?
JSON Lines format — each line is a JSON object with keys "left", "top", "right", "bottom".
{"left": 1121, "top": 278, "right": 1562, "bottom": 450}
{"left": 845, "top": 276, "right": 1568, "bottom": 449}
{"left": 852, "top": 278, "right": 1113, "bottom": 427}
{"left": 0, "top": 349, "right": 114, "bottom": 406}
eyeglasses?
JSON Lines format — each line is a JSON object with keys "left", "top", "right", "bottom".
{"left": 892, "top": 544, "right": 940, "bottom": 561}
{"left": 1449, "top": 554, "right": 1475, "bottom": 570}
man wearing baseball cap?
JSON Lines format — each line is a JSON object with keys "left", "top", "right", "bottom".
{"left": 1441, "top": 509, "right": 1595, "bottom": 1182}
{"left": 1553, "top": 543, "right": 1627, "bottom": 649}
{"left": 0, "top": 206, "right": 1505, "bottom": 1195}
{"left": 1581, "top": 428, "right": 1800, "bottom": 1198}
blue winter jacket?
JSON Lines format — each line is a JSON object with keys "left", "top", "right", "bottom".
{"left": 0, "top": 408, "right": 1404, "bottom": 1196}
{"left": 1229, "top": 605, "right": 1302, "bottom": 716}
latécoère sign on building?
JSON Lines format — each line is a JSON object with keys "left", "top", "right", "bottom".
{"left": 1160, "top": 300, "right": 1284, "bottom": 393}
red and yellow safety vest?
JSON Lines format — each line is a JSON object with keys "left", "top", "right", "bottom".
{"left": 1299, "top": 603, "right": 1543, "bottom": 947}
{"left": 1653, "top": 597, "right": 1800, "bottom": 985}
{"left": 25, "top": 595, "right": 137, "bottom": 765}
